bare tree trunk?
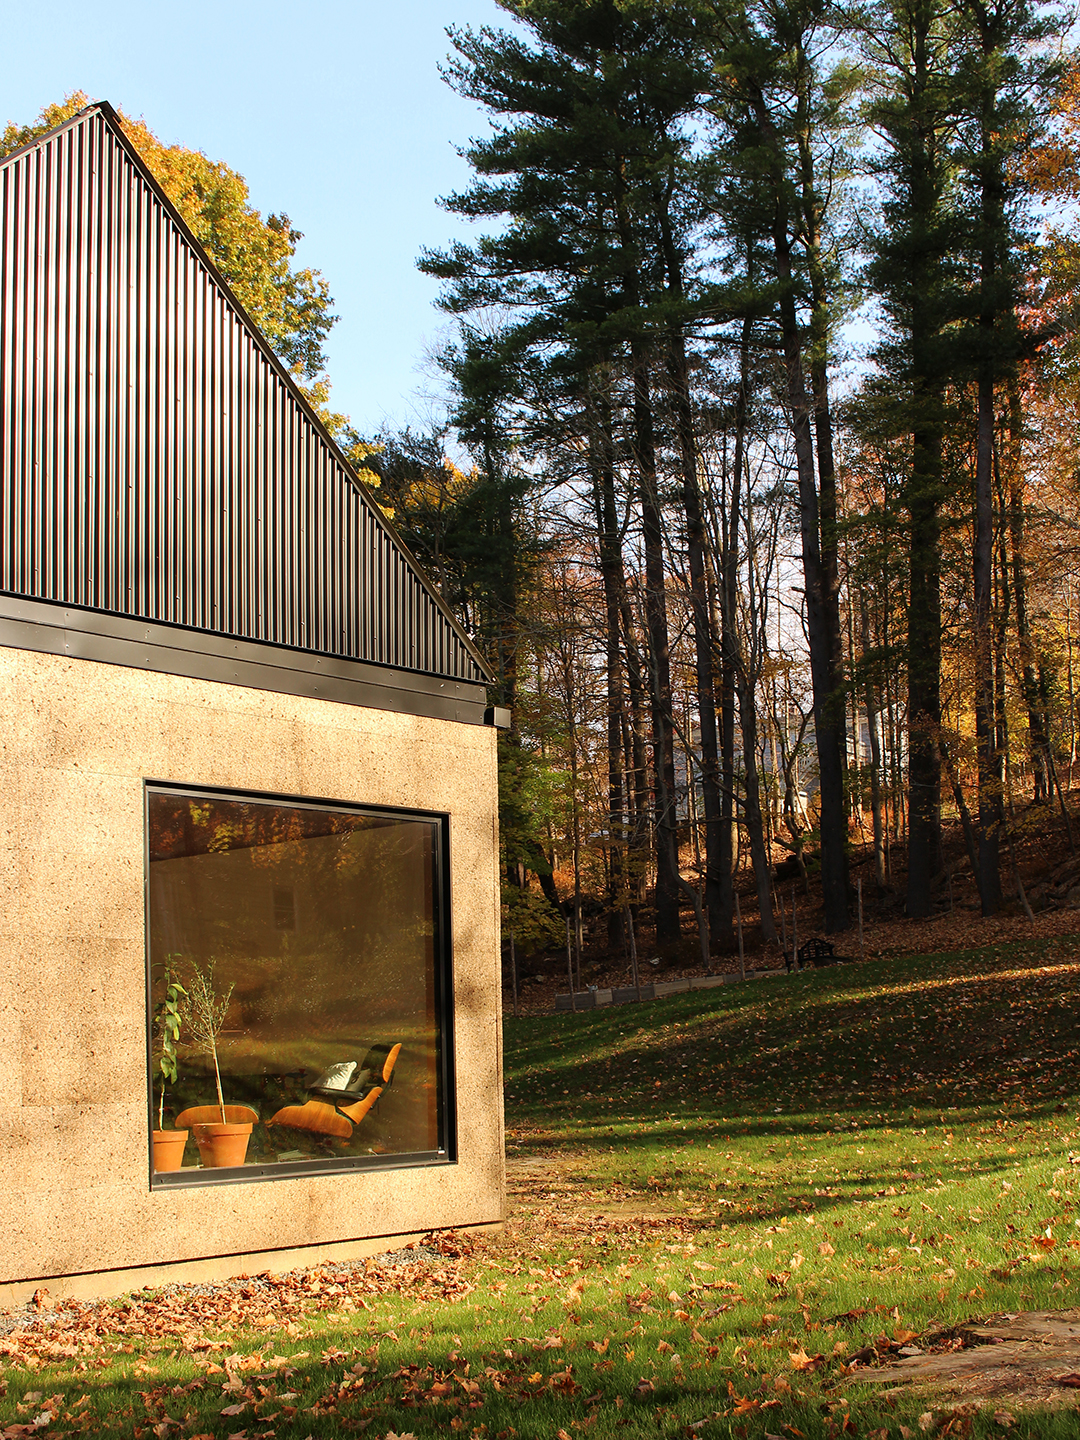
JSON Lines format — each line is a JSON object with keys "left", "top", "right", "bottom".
{"left": 748, "top": 81, "right": 849, "bottom": 932}
{"left": 621, "top": 590, "right": 654, "bottom": 909}
{"left": 737, "top": 673, "right": 778, "bottom": 943}
{"left": 860, "top": 592, "right": 887, "bottom": 891}
{"left": 612, "top": 155, "right": 680, "bottom": 945}
{"left": 899, "top": 9, "right": 947, "bottom": 918}
{"left": 726, "top": 435, "right": 778, "bottom": 945}
{"left": 907, "top": 443, "right": 943, "bottom": 919}
{"left": 1005, "top": 391, "right": 1050, "bottom": 804}
{"left": 973, "top": 190, "right": 1003, "bottom": 914}
{"left": 718, "top": 317, "right": 755, "bottom": 943}
{"left": 588, "top": 393, "right": 628, "bottom": 950}
{"left": 667, "top": 329, "right": 725, "bottom": 953}
{"left": 795, "top": 39, "right": 851, "bottom": 878}
{"left": 943, "top": 741, "right": 980, "bottom": 883}
{"left": 719, "top": 570, "right": 738, "bottom": 946}
{"left": 630, "top": 337, "right": 681, "bottom": 944}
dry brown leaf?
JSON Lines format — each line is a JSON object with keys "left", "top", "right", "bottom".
{"left": 788, "top": 1347, "right": 823, "bottom": 1371}
{"left": 731, "top": 1394, "right": 761, "bottom": 1414}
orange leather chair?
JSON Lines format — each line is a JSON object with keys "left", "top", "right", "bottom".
{"left": 339, "top": 1043, "right": 402, "bottom": 1123}
{"left": 267, "top": 1043, "right": 401, "bottom": 1138}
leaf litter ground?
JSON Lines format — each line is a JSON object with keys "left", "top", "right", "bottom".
{"left": 5, "top": 937, "right": 1080, "bottom": 1437}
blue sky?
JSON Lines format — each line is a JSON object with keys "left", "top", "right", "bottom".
{"left": 2, "top": 1, "right": 510, "bottom": 436}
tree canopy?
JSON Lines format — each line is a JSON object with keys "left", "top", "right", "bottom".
{"left": 1, "top": 93, "right": 335, "bottom": 382}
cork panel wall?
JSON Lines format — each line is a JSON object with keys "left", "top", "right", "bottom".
{"left": 0, "top": 646, "right": 504, "bottom": 1285}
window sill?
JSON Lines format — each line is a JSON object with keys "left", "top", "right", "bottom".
{"left": 150, "top": 1149, "right": 453, "bottom": 1189}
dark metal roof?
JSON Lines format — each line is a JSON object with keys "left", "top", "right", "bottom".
{"left": 0, "top": 102, "right": 492, "bottom": 705}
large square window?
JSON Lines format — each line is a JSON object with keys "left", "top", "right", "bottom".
{"left": 145, "top": 784, "right": 452, "bottom": 1186}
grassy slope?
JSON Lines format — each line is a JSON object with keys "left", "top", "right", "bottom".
{"left": 3, "top": 937, "right": 1080, "bottom": 1438}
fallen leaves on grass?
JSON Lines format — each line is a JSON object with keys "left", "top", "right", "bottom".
{"left": 788, "top": 1347, "right": 824, "bottom": 1372}
{"left": 0, "top": 1240, "right": 477, "bottom": 1371}
{"left": 7, "top": 942, "right": 1080, "bottom": 1438}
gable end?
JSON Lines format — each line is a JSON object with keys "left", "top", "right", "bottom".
{"left": 0, "top": 103, "right": 492, "bottom": 714}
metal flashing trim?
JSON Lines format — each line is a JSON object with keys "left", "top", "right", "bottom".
{"left": 0, "top": 594, "right": 489, "bottom": 724}
{"left": 150, "top": 1149, "right": 454, "bottom": 1189}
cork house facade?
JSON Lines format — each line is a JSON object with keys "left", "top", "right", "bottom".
{"left": 0, "top": 103, "right": 505, "bottom": 1303}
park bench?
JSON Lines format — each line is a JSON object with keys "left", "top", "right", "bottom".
{"left": 786, "top": 937, "right": 840, "bottom": 972}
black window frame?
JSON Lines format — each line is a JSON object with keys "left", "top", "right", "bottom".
{"left": 143, "top": 779, "right": 456, "bottom": 1190}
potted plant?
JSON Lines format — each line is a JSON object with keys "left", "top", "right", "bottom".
{"left": 150, "top": 962, "right": 188, "bottom": 1172}
{"left": 177, "top": 959, "right": 256, "bottom": 1168}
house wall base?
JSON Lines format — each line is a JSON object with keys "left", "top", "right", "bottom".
{"left": 0, "top": 1221, "right": 504, "bottom": 1309}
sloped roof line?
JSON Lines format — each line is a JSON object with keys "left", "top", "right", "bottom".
{"left": 0, "top": 99, "right": 493, "bottom": 684}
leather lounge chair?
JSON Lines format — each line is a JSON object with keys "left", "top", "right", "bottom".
{"left": 266, "top": 1043, "right": 402, "bottom": 1138}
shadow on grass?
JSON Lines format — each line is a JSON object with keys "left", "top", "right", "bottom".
{"left": 503, "top": 937, "right": 1080, "bottom": 1229}
{"left": 506, "top": 940, "right": 1080, "bottom": 1121}
{"left": 5, "top": 941, "right": 1080, "bottom": 1440}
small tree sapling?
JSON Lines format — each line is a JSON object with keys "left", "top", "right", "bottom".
{"left": 180, "top": 959, "right": 235, "bottom": 1125}
{"left": 151, "top": 960, "right": 187, "bottom": 1130}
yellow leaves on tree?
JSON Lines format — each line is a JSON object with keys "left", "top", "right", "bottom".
{"left": 1019, "top": 62, "right": 1080, "bottom": 200}
{"left": 122, "top": 113, "right": 336, "bottom": 383}
{"left": 0, "top": 94, "right": 396, "bottom": 494}
{"left": 0, "top": 91, "right": 336, "bottom": 386}
{"left": 1016, "top": 61, "right": 1080, "bottom": 374}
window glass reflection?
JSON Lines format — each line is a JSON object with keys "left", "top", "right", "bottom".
{"left": 147, "top": 790, "right": 443, "bottom": 1176}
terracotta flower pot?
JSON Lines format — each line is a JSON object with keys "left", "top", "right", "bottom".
{"left": 152, "top": 1128, "right": 189, "bottom": 1173}
{"left": 192, "top": 1121, "right": 253, "bottom": 1169}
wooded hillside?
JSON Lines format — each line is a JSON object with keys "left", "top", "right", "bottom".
{"left": 13, "top": 0, "right": 1080, "bottom": 974}
{"left": 369, "top": 0, "right": 1080, "bottom": 969}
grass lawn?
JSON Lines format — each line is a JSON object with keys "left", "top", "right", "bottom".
{"left": 4, "top": 937, "right": 1080, "bottom": 1438}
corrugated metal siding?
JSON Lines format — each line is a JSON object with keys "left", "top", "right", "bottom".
{"left": 0, "top": 107, "right": 487, "bottom": 684}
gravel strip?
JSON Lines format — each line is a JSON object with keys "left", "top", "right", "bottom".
{"left": 0, "top": 1245, "right": 442, "bottom": 1338}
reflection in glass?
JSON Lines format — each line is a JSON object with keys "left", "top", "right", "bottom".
{"left": 147, "top": 789, "right": 443, "bottom": 1174}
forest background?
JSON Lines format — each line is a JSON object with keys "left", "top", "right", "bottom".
{"left": 10, "top": 0, "right": 1080, "bottom": 978}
